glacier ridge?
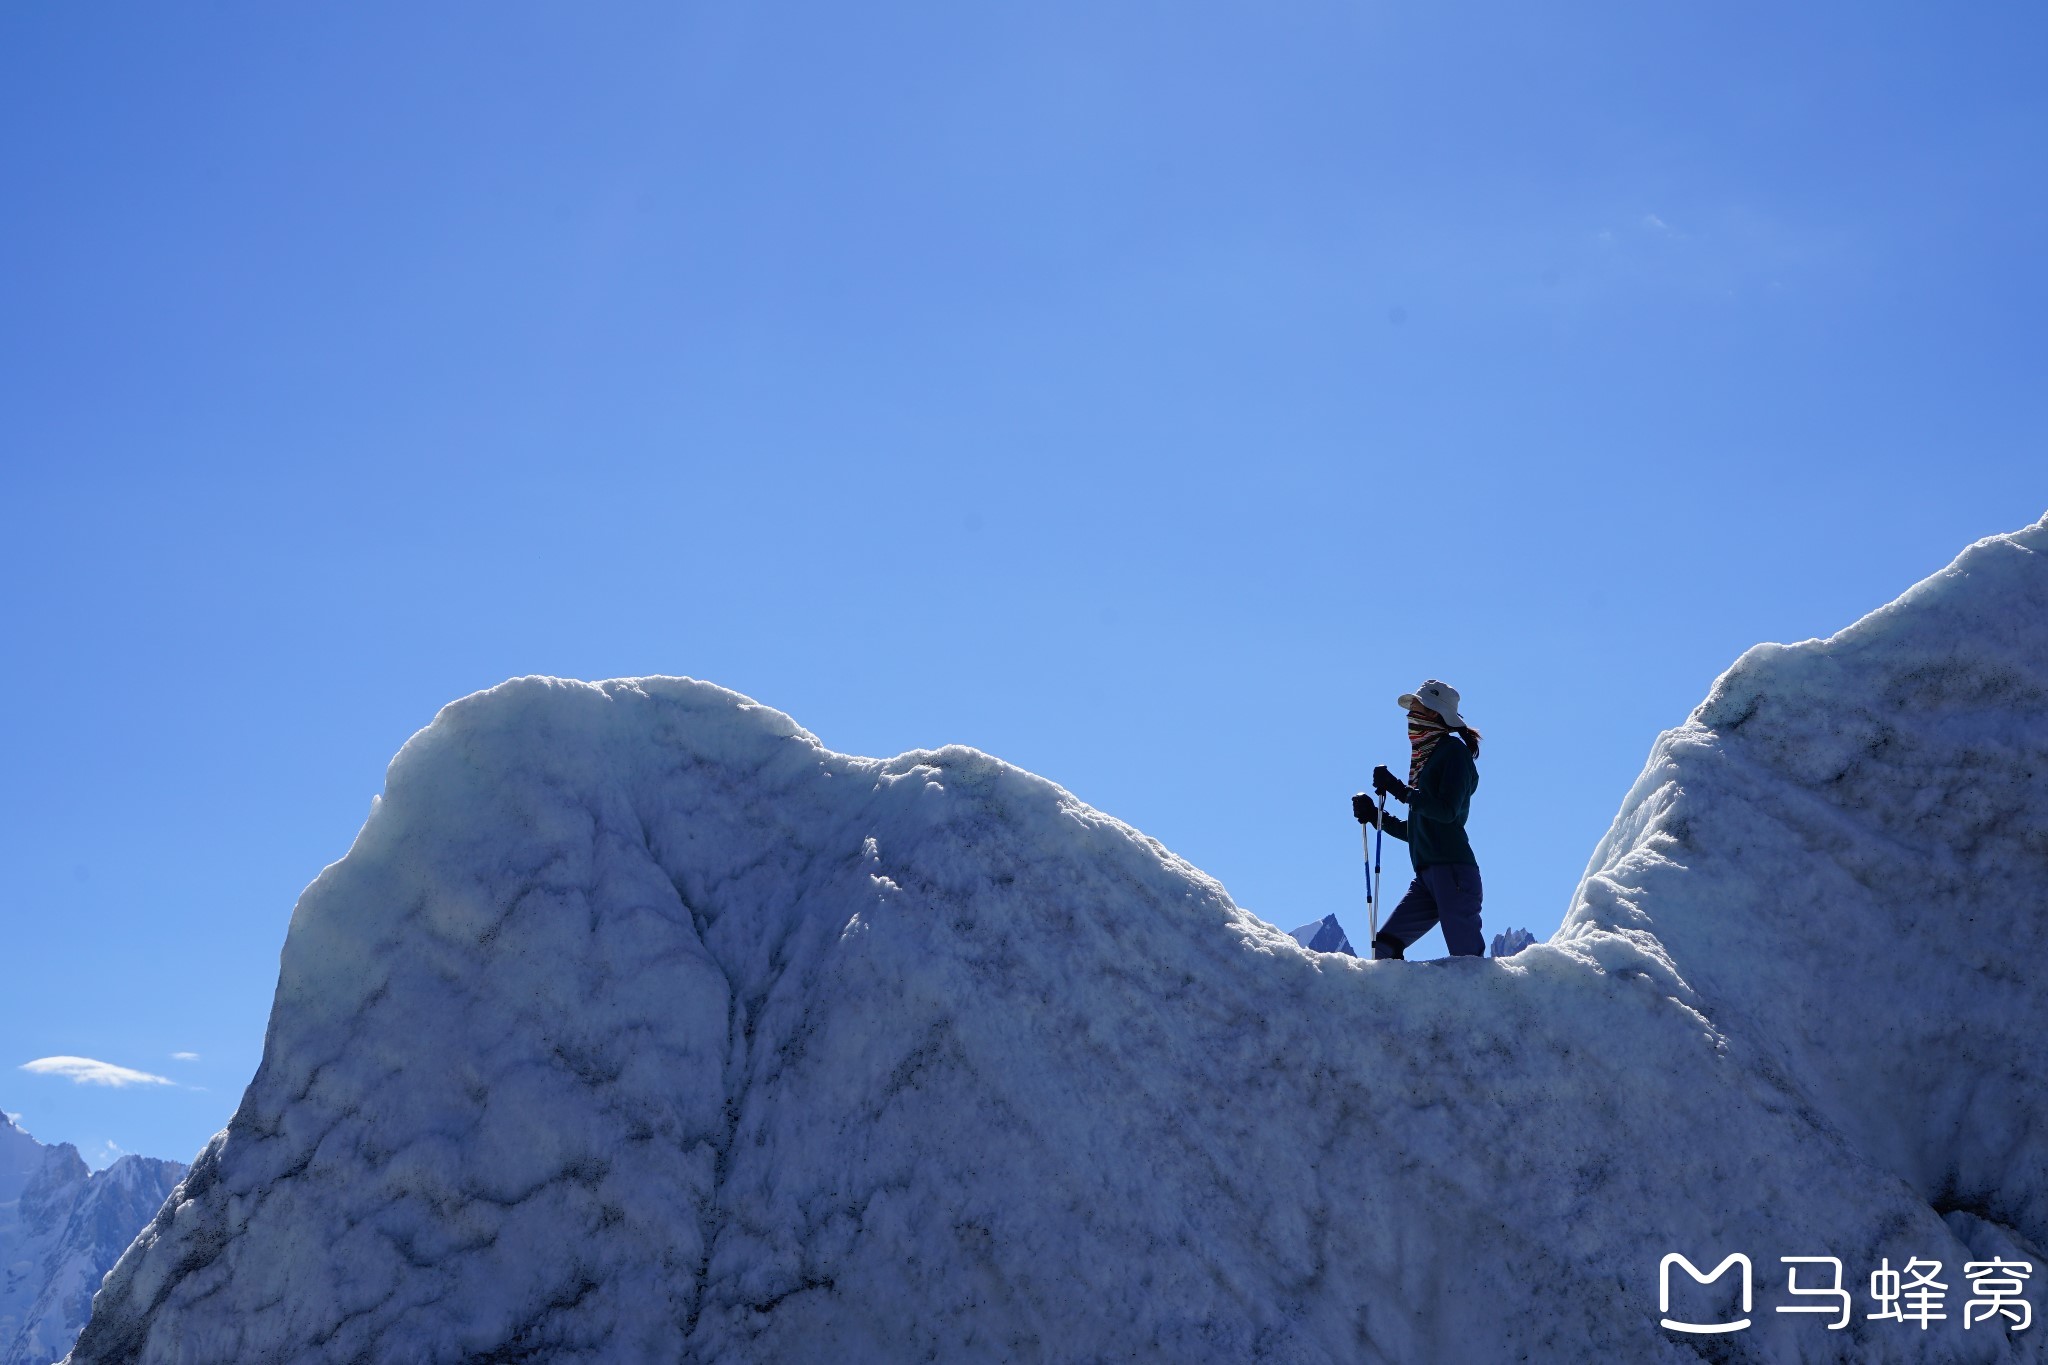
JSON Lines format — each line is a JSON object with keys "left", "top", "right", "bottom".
{"left": 67, "top": 516, "right": 2048, "bottom": 1364}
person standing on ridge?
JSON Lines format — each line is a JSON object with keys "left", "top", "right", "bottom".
{"left": 1351, "top": 679, "right": 1485, "bottom": 960}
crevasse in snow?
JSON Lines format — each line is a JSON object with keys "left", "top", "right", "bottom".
{"left": 68, "top": 516, "right": 2048, "bottom": 1364}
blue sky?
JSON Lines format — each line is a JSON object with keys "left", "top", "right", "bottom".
{"left": 3, "top": 2, "right": 2042, "bottom": 1166}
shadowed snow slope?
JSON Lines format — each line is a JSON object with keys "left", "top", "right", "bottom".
{"left": 70, "top": 519, "right": 2048, "bottom": 1364}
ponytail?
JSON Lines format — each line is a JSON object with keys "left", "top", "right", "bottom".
{"left": 1455, "top": 725, "right": 1482, "bottom": 760}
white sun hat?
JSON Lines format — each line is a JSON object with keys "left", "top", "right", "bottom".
{"left": 1397, "top": 679, "right": 1466, "bottom": 727}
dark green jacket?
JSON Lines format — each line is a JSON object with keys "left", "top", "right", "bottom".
{"left": 1381, "top": 736, "right": 1479, "bottom": 871}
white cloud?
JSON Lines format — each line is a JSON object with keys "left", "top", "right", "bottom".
{"left": 19, "top": 1056, "right": 175, "bottom": 1088}
{"left": 1643, "top": 213, "right": 1671, "bottom": 232}
{"left": 170, "top": 1052, "right": 200, "bottom": 1062}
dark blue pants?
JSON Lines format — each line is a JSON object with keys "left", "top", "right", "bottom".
{"left": 1372, "top": 863, "right": 1484, "bottom": 959}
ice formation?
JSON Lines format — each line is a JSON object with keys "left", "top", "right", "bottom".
{"left": 0, "top": 1114, "right": 183, "bottom": 1365}
{"left": 68, "top": 517, "right": 2048, "bottom": 1363}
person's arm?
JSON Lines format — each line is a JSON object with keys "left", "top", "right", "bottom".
{"left": 1406, "top": 744, "right": 1471, "bottom": 821}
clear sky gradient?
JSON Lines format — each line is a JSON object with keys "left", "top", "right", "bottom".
{"left": 4, "top": 2, "right": 2043, "bottom": 1166}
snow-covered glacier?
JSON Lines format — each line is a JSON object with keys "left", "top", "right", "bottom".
{"left": 69, "top": 517, "right": 2047, "bottom": 1364}
{"left": 0, "top": 1114, "right": 184, "bottom": 1365}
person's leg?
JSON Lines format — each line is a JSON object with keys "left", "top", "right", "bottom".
{"left": 1430, "top": 864, "right": 1485, "bottom": 957}
{"left": 1372, "top": 877, "right": 1440, "bottom": 960}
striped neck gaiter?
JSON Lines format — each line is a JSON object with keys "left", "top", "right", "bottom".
{"left": 1408, "top": 712, "right": 1451, "bottom": 785}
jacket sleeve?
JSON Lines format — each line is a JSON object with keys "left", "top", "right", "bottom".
{"left": 1380, "top": 811, "right": 1409, "bottom": 842}
{"left": 1406, "top": 744, "right": 1471, "bottom": 821}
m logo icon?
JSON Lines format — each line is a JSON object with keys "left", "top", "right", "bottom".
{"left": 1660, "top": 1253, "right": 1753, "bottom": 1334}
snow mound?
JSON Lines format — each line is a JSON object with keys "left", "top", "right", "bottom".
{"left": 1562, "top": 512, "right": 2048, "bottom": 1257}
{"left": 69, "top": 518, "right": 2048, "bottom": 1364}
{"left": 1290, "top": 913, "right": 1356, "bottom": 956}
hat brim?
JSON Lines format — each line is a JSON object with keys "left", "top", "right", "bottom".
{"left": 1397, "top": 692, "right": 1465, "bottom": 726}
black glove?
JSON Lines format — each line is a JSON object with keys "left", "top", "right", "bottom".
{"left": 1372, "top": 765, "right": 1411, "bottom": 801}
{"left": 1351, "top": 792, "right": 1378, "bottom": 826}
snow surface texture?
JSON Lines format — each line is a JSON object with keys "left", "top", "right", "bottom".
{"left": 0, "top": 1114, "right": 183, "bottom": 1365}
{"left": 69, "top": 518, "right": 2048, "bottom": 1364}
{"left": 1290, "top": 914, "right": 1356, "bottom": 957}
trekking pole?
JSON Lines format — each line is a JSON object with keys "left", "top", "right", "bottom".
{"left": 1371, "top": 788, "right": 1388, "bottom": 942}
{"left": 1360, "top": 822, "right": 1375, "bottom": 936}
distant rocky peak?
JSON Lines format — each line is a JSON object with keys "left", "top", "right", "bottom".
{"left": 0, "top": 1113, "right": 185, "bottom": 1365}
{"left": 18, "top": 1144, "right": 89, "bottom": 1225}
{"left": 0, "top": 1112, "right": 42, "bottom": 1197}
{"left": 1289, "top": 913, "right": 1356, "bottom": 956}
